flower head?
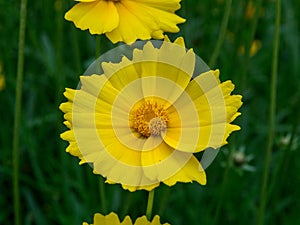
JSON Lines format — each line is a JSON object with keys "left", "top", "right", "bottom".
{"left": 83, "top": 212, "right": 170, "bottom": 225}
{"left": 60, "top": 37, "right": 242, "bottom": 191}
{"left": 64, "top": 0, "right": 186, "bottom": 44}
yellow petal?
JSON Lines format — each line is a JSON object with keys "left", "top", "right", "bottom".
{"left": 83, "top": 212, "right": 169, "bottom": 225}
{"left": 163, "top": 90, "right": 200, "bottom": 153}
{"left": 60, "top": 130, "right": 75, "bottom": 142}
{"left": 102, "top": 59, "right": 140, "bottom": 91}
{"left": 65, "top": 1, "right": 119, "bottom": 34}
{"left": 66, "top": 141, "right": 82, "bottom": 158}
{"left": 131, "top": 42, "right": 194, "bottom": 105}
{"left": 63, "top": 88, "right": 76, "bottom": 102}
{"left": 164, "top": 69, "right": 242, "bottom": 153}
{"left": 151, "top": 215, "right": 170, "bottom": 225}
{"left": 134, "top": 215, "right": 170, "bottom": 225}
{"left": 106, "top": 2, "right": 155, "bottom": 43}
{"left": 133, "top": 0, "right": 182, "bottom": 12}
{"left": 59, "top": 101, "right": 72, "bottom": 114}
{"left": 163, "top": 155, "right": 206, "bottom": 186}
{"left": 80, "top": 74, "right": 107, "bottom": 97}
{"left": 93, "top": 212, "right": 121, "bottom": 225}
{"left": 121, "top": 216, "right": 133, "bottom": 225}
{"left": 134, "top": 216, "right": 150, "bottom": 225}
{"left": 141, "top": 139, "right": 194, "bottom": 182}
{"left": 103, "top": 212, "right": 121, "bottom": 224}
{"left": 92, "top": 148, "right": 156, "bottom": 189}
{"left": 72, "top": 89, "right": 100, "bottom": 113}
{"left": 122, "top": 0, "right": 185, "bottom": 33}
{"left": 76, "top": 0, "right": 96, "bottom": 2}
{"left": 120, "top": 182, "right": 160, "bottom": 192}
{"left": 63, "top": 121, "right": 72, "bottom": 129}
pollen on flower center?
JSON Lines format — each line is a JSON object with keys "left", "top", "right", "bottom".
{"left": 149, "top": 117, "right": 167, "bottom": 136}
{"left": 131, "top": 100, "right": 169, "bottom": 137}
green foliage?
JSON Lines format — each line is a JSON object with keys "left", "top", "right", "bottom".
{"left": 1, "top": 0, "right": 299, "bottom": 224}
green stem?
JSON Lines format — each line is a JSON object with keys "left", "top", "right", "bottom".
{"left": 266, "top": 118, "right": 298, "bottom": 204}
{"left": 99, "top": 179, "right": 107, "bottom": 213}
{"left": 208, "top": 0, "right": 232, "bottom": 68}
{"left": 121, "top": 192, "right": 133, "bottom": 216}
{"left": 158, "top": 187, "right": 171, "bottom": 215}
{"left": 256, "top": 1, "right": 281, "bottom": 225}
{"left": 146, "top": 189, "right": 155, "bottom": 221}
{"left": 96, "top": 35, "right": 102, "bottom": 59}
{"left": 240, "top": 0, "right": 263, "bottom": 91}
{"left": 95, "top": 35, "right": 103, "bottom": 75}
{"left": 71, "top": 28, "right": 82, "bottom": 74}
{"left": 212, "top": 144, "right": 233, "bottom": 225}
{"left": 266, "top": 115, "right": 298, "bottom": 218}
{"left": 13, "top": 0, "right": 27, "bottom": 224}
{"left": 55, "top": 0, "right": 64, "bottom": 103}
{"left": 95, "top": 36, "right": 108, "bottom": 213}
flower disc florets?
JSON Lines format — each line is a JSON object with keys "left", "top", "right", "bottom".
{"left": 131, "top": 101, "right": 168, "bottom": 137}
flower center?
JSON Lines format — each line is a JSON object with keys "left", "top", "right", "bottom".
{"left": 149, "top": 117, "right": 167, "bottom": 136}
{"left": 131, "top": 101, "right": 169, "bottom": 137}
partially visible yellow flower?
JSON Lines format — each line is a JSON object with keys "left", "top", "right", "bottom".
{"left": 245, "top": 0, "right": 256, "bottom": 19}
{"left": 0, "top": 62, "right": 5, "bottom": 91}
{"left": 83, "top": 212, "right": 170, "bottom": 225}
{"left": 238, "top": 40, "right": 261, "bottom": 57}
{"left": 60, "top": 37, "right": 242, "bottom": 191}
{"left": 0, "top": 76, "right": 5, "bottom": 91}
{"left": 64, "top": 0, "right": 186, "bottom": 44}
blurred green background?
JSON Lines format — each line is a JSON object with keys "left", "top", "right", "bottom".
{"left": 1, "top": 0, "right": 300, "bottom": 224}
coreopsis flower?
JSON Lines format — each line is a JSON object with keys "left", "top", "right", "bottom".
{"left": 60, "top": 37, "right": 242, "bottom": 191}
{"left": 238, "top": 39, "right": 261, "bottom": 57}
{"left": 245, "top": 0, "right": 256, "bottom": 19}
{"left": 0, "top": 62, "right": 5, "bottom": 91}
{"left": 83, "top": 212, "right": 170, "bottom": 225}
{"left": 64, "top": 0, "right": 186, "bottom": 44}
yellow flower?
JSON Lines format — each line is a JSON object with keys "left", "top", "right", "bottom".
{"left": 60, "top": 37, "right": 242, "bottom": 191}
{"left": 0, "top": 75, "right": 5, "bottom": 91}
{"left": 0, "top": 62, "right": 5, "bottom": 91}
{"left": 238, "top": 39, "right": 261, "bottom": 57}
{"left": 64, "top": 0, "right": 186, "bottom": 44}
{"left": 83, "top": 212, "right": 170, "bottom": 225}
{"left": 245, "top": 0, "right": 256, "bottom": 20}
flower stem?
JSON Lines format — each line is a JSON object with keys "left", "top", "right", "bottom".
{"left": 266, "top": 117, "right": 298, "bottom": 204}
{"left": 95, "top": 35, "right": 107, "bottom": 213}
{"left": 13, "top": 0, "right": 27, "bottom": 224}
{"left": 158, "top": 187, "right": 171, "bottom": 215}
{"left": 95, "top": 35, "right": 103, "bottom": 74}
{"left": 95, "top": 36, "right": 108, "bottom": 213}
{"left": 55, "top": 0, "right": 64, "bottom": 103}
{"left": 256, "top": 1, "right": 281, "bottom": 225}
{"left": 146, "top": 189, "right": 155, "bottom": 220}
{"left": 240, "top": 0, "right": 263, "bottom": 91}
{"left": 208, "top": 0, "right": 232, "bottom": 68}
{"left": 99, "top": 179, "right": 107, "bottom": 213}
{"left": 212, "top": 144, "right": 233, "bottom": 225}
{"left": 96, "top": 35, "right": 102, "bottom": 58}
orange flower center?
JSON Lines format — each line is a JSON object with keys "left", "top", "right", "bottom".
{"left": 131, "top": 101, "right": 169, "bottom": 137}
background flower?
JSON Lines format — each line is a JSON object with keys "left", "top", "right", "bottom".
{"left": 60, "top": 37, "right": 242, "bottom": 191}
{"left": 0, "top": 62, "right": 5, "bottom": 91}
{"left": 64, "top": 0, "right": 186, "bottom": 44}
